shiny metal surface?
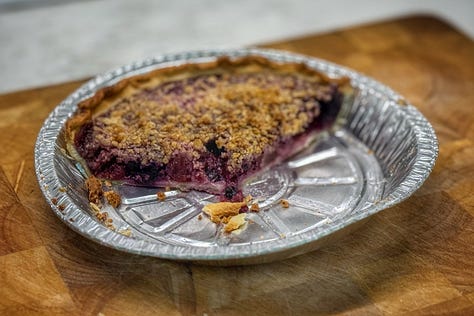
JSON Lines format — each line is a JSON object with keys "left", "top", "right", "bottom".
{"left": 34, "top": 49, "right": 438, "bottom": 264}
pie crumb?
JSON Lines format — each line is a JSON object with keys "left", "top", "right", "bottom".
{"left": 51, "top": 197, "right": 58, "bottom": 205}
{"left": 85, "top": 175, "right": 103, "bottom": 204}
{"left": 90, "top": 202, "right": 101, "bottom": 213}
{"left": 59, "top": 186, "right": 67, "bottom": 192}
{"left": 119, "top": 228, "right": 132, "bottom": 237}
{"left": 250, "top": 203, "right": 260, "bottom": 212}
{"left": 106, "top": 223, "right": 116, "bottom": 231}
{"left": 198, "top": 214, "right": 203, "bottom": 220}
{"left": 157, "top": 191, "right": 166, "bottom": 201}
{"left": 58, "top": 204, "right": 65, "bottom": 211}
{"left": 224, "top": 213, "right": 247, "bottom": 233}
{"left": 202, "top": 201, "right": 246, "bottom": 224}
{"left": 96, "top": 211, "right": 108, "bottom": 222}
{"left": 104, "top": 190, "right": 121, "bottom": 208}
{"left": 280, "top": 199, "right": 290, "bottom": 208}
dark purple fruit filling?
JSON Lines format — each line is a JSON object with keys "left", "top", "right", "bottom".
{"left": 205, "top": 139, "right": 226, "bottom": 157}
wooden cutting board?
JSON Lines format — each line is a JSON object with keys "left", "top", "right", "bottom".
{"left": 0, "top": 15, "right": 473, "bottom": 315}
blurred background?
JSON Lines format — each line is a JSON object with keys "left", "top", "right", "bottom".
{"left": 0, "top": 0, "right": 473, "bottom": 93}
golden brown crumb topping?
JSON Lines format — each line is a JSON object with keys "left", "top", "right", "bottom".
{"left": 89, "top": 71, "right": 333, "bottom": 169}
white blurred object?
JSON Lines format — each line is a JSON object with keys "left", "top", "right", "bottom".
{"left": 0, "top": 0, "right": 473, "bottom": 93}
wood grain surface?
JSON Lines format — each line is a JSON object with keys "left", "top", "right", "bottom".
{"left": 0, "top": 15, "right": 473, "bottom": 315}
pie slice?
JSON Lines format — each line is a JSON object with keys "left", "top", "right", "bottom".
{"left": 66, "top": 56, "right": 352, "bottom": 201}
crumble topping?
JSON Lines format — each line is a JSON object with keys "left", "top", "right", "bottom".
{"left": 86, "top": 72, "right": 334, "bottom": 169}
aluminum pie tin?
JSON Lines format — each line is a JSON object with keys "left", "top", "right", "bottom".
{"left": 35, "top": 49, "right": 438, "bottom": 265}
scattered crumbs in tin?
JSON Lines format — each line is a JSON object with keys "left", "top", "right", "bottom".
{"left": 224, "top": 213, "right": 247, "bottom": 233}
{"left": 89, "top": 202, "right": 116, "bottom": 230}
